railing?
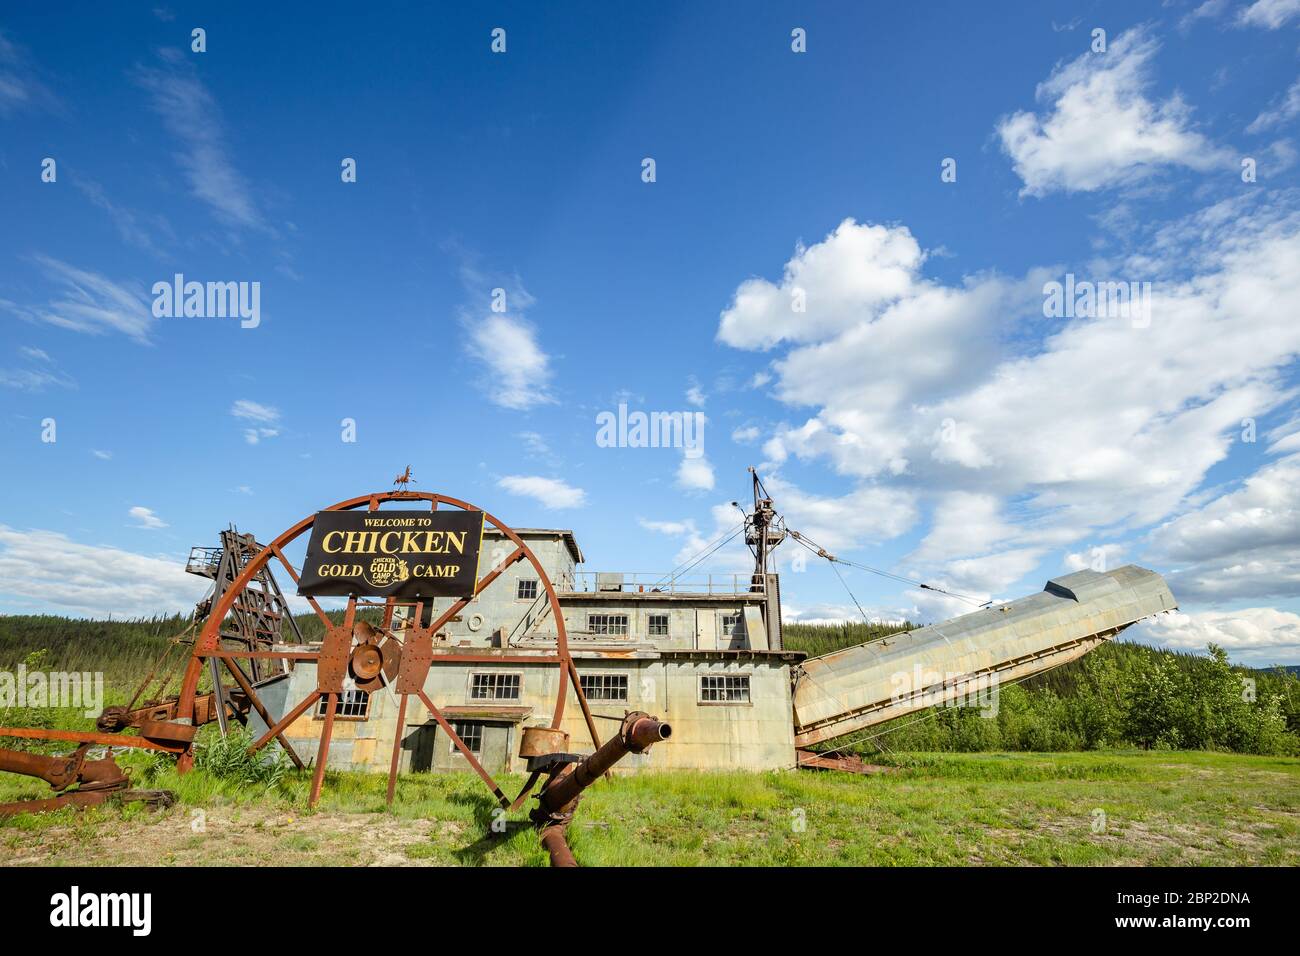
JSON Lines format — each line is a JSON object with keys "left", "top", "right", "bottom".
{"left": 562, "top": 571, "right": 763, "bottom": 595}
{"left": 186, "top": 546, "right": 223, "bottom": 576}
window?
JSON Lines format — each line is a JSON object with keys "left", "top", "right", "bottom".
{"left": 516, "top": 579, "right": 538, "bottom": 600}
{"left": 647, "top": 613, "right": 669, "bottom": 637}
{"left": 700, "top": 674, "right": 751, "bottom": 703}
{"left": 470, "top": 672, "right": 521, "bottom": 700}
{"left": 450, "top": 720, "right": 483, "bottom": 755}
{"left": 580, "top": 673, "right": 629, "bottom": 702}
{"left": 588, "top": 613, "right": 629, "bottom": 636}
{"left": 721, "top": 612, "right": 743, "bottom": 636}
{"left": 318, "top": 689, "right": 370, "bottom": 719}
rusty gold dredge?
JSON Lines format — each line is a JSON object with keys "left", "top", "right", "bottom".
{"left": 0, "top": 469, "right": 1176, "bottom": 866}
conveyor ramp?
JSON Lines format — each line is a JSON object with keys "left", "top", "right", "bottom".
{"left": 792, "top": 565, "right": 1176, "bottom": 747}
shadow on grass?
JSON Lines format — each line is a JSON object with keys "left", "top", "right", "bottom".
{"left": 446, "top": 788, "right": 537, "bottom": 865}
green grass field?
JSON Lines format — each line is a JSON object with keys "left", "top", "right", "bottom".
{"left": 2, "top": 750, "right": 1296, "bottom": 866}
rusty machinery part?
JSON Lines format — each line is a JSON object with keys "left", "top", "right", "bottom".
{"left": 96, "top": 689, "right": 248, "bottom": 736}
{"left": 528, "top": 711, "right": 672, "bottom": 867}
{"left": 0, "top": 743, "right": 177, "bottom": 817}
{"left": 0, "top": 744, "right": 128, "bottom": 793}
{"left": 171, "top": 489, "right": 605, "bottom": 811}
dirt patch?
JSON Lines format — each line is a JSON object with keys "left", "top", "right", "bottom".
{"left": 3, "top": 806, "right": 450, "bottom": 867}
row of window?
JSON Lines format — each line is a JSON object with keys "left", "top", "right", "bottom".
{"left": 316, "top": 673, "right": 754, "bottom": 720}
{"left": 510, "top": 582, "right": 744, "bottom": 641}
{"left": 583, "top": 611, "right": 740, "bottom": 637}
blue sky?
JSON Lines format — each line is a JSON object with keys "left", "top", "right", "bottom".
{"left": 2, "top": 2, "right": 1300, "bottom": 665}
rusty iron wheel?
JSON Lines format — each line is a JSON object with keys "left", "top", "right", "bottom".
{"left": 172, "top": 490, "right": 601, "bottom": 811}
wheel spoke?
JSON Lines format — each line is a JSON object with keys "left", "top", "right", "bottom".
{"left": 271, "top": 545, "right": 332, "bottom": 630}
{"left": 249, "top": 691, "right": 320, "bottom": 753}
{"left": 417, "top": 690, "right": 509, "bottom": 808}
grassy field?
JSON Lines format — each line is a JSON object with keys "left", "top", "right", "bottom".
{"left": 2, "top": 750, "right": 1296, "bottom": 866}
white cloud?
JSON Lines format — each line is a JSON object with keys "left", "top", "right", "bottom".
{"left": 780, "top": 598, "right": 913, "bottom": 627}
{"left": 1146, "top": 453, "right": 1300, "bottom": 603}
{"left": 230, "top": 399, "right": 281, "bottom": 443}
{"left": 466, "top": 313, "right": 554, "bottom": 410}
{"left": 1247, "top": 77, "right": 1300, "bottom": 134}
{"left": 1237, "top": 0, "right": 1300, "bottom": 29}
{"left": 128, "top": 506, "right": 168, "bottom": 530}
{"left": 718, "top": 219, "right": 924, "bottom": 350}
{"left": 676, "top": 455, "right": 716, "bottom": 492}
{"left": 3, "top": 255, "right": 153, "bottom": 343}
{"left": 497, "top": 475, "right": 586, "bottom": 509}
{"left": 230, "top": 399, "right": 280, "bottom": 423}
{"left": 763, "top": 473, "right": 918, "bottom": 554}
{"left": 134, "top": 53, "right": 265, "bottom": 229}
{"left": 1064, "top": 543, "right": 1126, "bottom": 572}
{"left": 1180, "top": 0, "right": 1229, "bottom": 30}
{"left": 715, "top": 186, "right": 1300, "bottom": 615}
{"left": 0, "top": 29, "right": 57, "bottom": 117}
{"left": 638, "top": 518, "right": 697, "bottom": 536}
{"left": 0, "top": 527, "right": 206, "bottom": 617}
{"left": 74, "top": 177, "right": 174, "bottom": 255}
{"left": 1133, "top": 608, "right": 1300, "bottom": 666}
{"left": 0, "top": 365, "right": 74, "bottom": 391}
{"left": 243, "top": 428, "right": 279, "bottom": 445}
{"left": 731, "top": 425, "right": 760, "bottom": 443}
{"left": 997, "top": 27, "right": 1230, "bottom": 197}
{"left": 91, "top": 450, "right": 112, "bottom": 460}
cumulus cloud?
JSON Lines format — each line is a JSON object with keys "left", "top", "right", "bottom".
{"left": 762, "top": 473, "right": 918, "bottom": 554}
{"left": 718, "top": 219, "right": 924, "bottom": 350}
{"left": 1133, "top": 608, "right": 1300, "bottom": 666}
{"left": 128, "top": 506, "right": 168, "bottom": 530}
{"left": 1146, "top": 453, "right": 1300, "bottom": 603}
{"left": 1064, "top": 543, "right": 1126, "bottom": 572}
{"left": 638, "top": 518, "right": 696, "bottom": 536}
{"left": 0, "top": 527, "right": 206, "bottom": 617}
{"left": 676, "top": 454, "right": 716, "bottom": 492}
{"left": 715, "top": 185, "right": 1300, "bottom": 614}
{"left": 497, "top": 475, "right": 586, "bottom": 509}
{"left": 997, "top": 27, "right": 1231, "bottom": 196}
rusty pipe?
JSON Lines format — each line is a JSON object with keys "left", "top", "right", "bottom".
{"left": 538, "top": 824, "right": 578, "bottom": 867}
{"left": 531, "top": 712, "right": 670, "bottom": 869}
{"left": 533, "top": 712, "right": 670, "bottom": 819}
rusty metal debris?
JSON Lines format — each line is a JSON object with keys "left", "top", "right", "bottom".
{"left": 795, "top": 749, "right": 895, "bottom": 775}
{"left": 0, "top": 744, "right": 174, "bottom": 817}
